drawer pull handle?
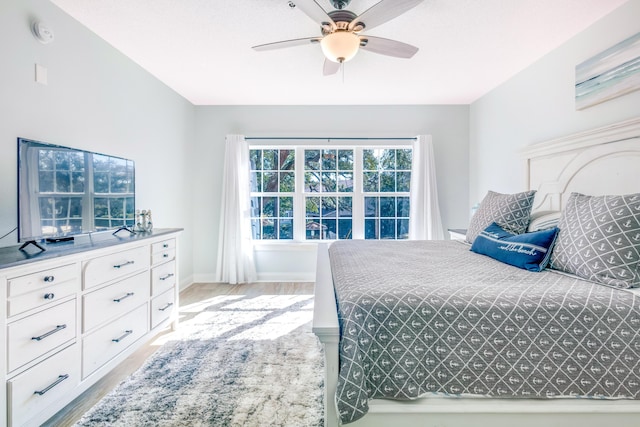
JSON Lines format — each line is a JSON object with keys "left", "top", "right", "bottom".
{"left": 163, "top": 243, "right": 169, "bottom": 248}
{"left": 159, "top": 302, "right": 174, "bottom": 311}
{"left": 43, "top": 275, "right": 55, "bottom": 283}
{"left": 160, "top": 273, "right": 175, "bottom": 281}
{"left": 32, "top": 324, "right": 67, "bottom": 341}
{"left": 34, "top": 374, "right": 70, "bottom": 396}
{"left": 113, "top": 292, "right": 134, "bottom": 302}
{"left": 163, "top": 253, "right": 169, "bottom": 258}
{"left": 113, "top": 260, "right": 135, "bottom": 269}
{"left": 44, "top": 293, "right": 55, "bottom": 300}
{"left": 112, "top": 330, "right": 133, "bottom": 343}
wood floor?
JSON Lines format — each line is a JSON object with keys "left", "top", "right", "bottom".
{"left": 42, "top": 282, "right": 314, "bottom": 427}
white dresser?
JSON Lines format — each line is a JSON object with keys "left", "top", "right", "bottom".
{"left": 0, "top": 228, "right": 181, "bottom": 426}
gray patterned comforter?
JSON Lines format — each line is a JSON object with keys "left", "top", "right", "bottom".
{"left": 329, "top": 240, "right": 640, "bottom": 424}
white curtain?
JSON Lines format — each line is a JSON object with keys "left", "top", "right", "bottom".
{"left": 409, "top": 135, "right": 445, "bottom": 240}
{"left": 215, "top": 135, "right": 256, "bottom": 284}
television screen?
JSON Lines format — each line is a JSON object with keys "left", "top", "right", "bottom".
{"left": 17, "top": 138, "right": 135, "bottom": 243}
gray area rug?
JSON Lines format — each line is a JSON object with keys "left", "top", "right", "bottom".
{"left": 75, "top": 293, "right": 324, "bottom": 426}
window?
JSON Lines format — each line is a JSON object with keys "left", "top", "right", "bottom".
{"left": 249, "top": 148, "right": 295, "bottom": 240}
{"left": 250, "top": 144, "right": 412, "bottom": 241}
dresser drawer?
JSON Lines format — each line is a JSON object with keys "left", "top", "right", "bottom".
{"left": 151, "top": 260, "right": 176, "bottom": 297}
{"left": 8, "top": 344, "right": 80, "bottom": 427}
{"left": 8, "top": 279, "right": 78, "bottom": 318}
{"left": 7, "top": 264, "right": 78, "bottom": 316}
{"left": 152, "top": 247, "right": 175, "bottom": 266}
{"left": 82, "top": 303, "right": 148, "bottom": 378}
{"left": 151, "top": 238, "right": 176, "bottom": 255}
{"left": 151, "top": 288, "right": 175, "bottom": 329}
{"left": 7, "top": 299, "right": 77, "bottom": 373}
{"left": 83, "top": 271, "right": 150, "bottom": 332}
{"left": 83, "top": 245, "right": 149, "bottom": 290}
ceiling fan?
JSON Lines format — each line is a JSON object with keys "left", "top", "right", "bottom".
{"left": 252, "top": 0, "right": 424, "bottom": 76}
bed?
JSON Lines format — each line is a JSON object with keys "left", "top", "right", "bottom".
{"left": 312, "top": 116, "right": 640, "bottom": 427}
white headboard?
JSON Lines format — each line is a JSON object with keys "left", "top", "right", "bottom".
{"left": 522, "top": 116, "right": 640, "bottom": 213}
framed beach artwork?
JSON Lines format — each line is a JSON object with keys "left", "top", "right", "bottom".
{"left": 575, "top": 31, "right": 640, "bottom": 110}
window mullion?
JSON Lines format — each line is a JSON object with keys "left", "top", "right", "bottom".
{"left": 294, "top": 146, "right": 305, "bottom": 241}
{"left": 352, "top": 148, "right": 364, "bottom": 239}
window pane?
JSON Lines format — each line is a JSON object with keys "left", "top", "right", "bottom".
{"left": 322, "top": 197, "right": 337, "bottom": 218}
{"left": 322, "top": 149, "right": 336, "bottom": 170}
{"left": 397, "top": 219, "right": 409, "bottom": 239}
{"left": 305, "top": 172, "right": 320, "bottom": 192}
{"left": 251, "top": 171, "right": 262, "bottom": 192}
{"left": 324, "top": 219, "right": 337, "bottom": 239}
{"left": 363, "top": 149, "right": 378, "bottom": 171}
{"left": 262, "top": 172, "right": 277, "bottom": 192}
{"left": 279, "top": 197, "right": 293, "bottom": 217}
{"left": 380, "top": 171, "right": 395, "bottom": 192}
{"left": 306, "top": 219, "right": 322, "bottom": 240}
{"left": 251, "top": 219, "right": 261, "bottom": 239}
{"left": 280, "top": 172, "right": 295, "bottom": 192}
{"left": 380, "top": 197, "right": 396, "bottom": 217}
{"left": 397, "top": 171, "right": 411, "bottom": 192}
{"left": 263, "top": 218, "right": 277, "bottom": 239}
{"left": 365, "top": 219, "right": 377, "bottom": 239}
{"left": 305, "top": 150, "right": 320, "bottom": 170}
{"left": 306, "top": 197, "right": 320, "bottom": 217}
{"left": 280, "top": 219, "right": 293, "bottom": 239}
{"left": 263, "top": 149, "right": 277, "bottom": 170}
{"left": 397, "top": 149, "right": 412, "bottom": 169}
{"left": 262, "top": 197, "right": 276, "bottom": 217}
{"left": 363, "top": 172, "right": 378, "bottom": 192}
{"left": 338, "top": 172, "right": 353, "bottom": 192}
{"left": 397, "top": 197, "right": 410, "bottom": 217}
{"left": 322, "top": 172, "right": 336, "bottom": 192}
{"left": 338, "top": 197, "right": 352, "bottom": 217}
{"left": 250, "top": 149, "right": 262, "bottom": 170}
{"left": 338, "top": 219, "right": 353, "bottom": 239}
{"left": 381, "top": 149, "right": 396, "bottom": 170}
{"left": 338, "top": 150, "right": 353, "bottom": 170}
{"left": 250, "top": 197, "right": 260, "bottom": 217}
{"left": 380, "top": 219, "right": 395, "bottom": 239}
{"left": 364, "top": 197, "right": 377, "bottom": 217}
{"left": 279, "top": 149, "right": 295, "bottom": 170}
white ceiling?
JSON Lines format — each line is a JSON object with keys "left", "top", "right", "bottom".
{"left": 49, "top": 0, "right": 627, "bottom": 105}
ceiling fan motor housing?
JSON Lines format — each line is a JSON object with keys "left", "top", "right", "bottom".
{"left": 330, "top": 0, "right": 351, "bottom": 9}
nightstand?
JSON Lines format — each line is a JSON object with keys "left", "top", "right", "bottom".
{"left": 447, "top": 228, "right": 467, "bottom": 241}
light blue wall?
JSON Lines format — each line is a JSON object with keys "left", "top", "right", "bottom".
{"left": 469, "top": 0, "right": 640, "bottom": 208}
{"left": 193, "top": 106, "right": 469, "bottom": 281}
{"left": 0, "top": 0, "right": 196, "bottom": 286}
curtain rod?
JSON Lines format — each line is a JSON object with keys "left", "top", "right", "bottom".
{"left": 245, "top": 136, "right": 417, "bottom": 141}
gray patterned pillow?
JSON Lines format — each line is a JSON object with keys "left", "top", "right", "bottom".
{"left": 466, "top": 190, "right": 536, "bottom": 244}
{"left": 549, "top": 192, "right": 640, "bottom": 289}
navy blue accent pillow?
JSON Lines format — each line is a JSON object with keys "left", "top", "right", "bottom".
{"left": 470, "top": 223, "right": 559, "bottom": 272}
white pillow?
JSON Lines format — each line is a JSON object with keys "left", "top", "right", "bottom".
{"left": 527, "top": 211, "right": 561, "bottom": 232}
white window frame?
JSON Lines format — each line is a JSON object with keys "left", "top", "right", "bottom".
{"left": 249, "top": 140, "right": 413, "bottom": 244}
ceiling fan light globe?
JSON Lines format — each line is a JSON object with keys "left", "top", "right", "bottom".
{"left": 320, "top": 31, "right": 360, "bottom": 63}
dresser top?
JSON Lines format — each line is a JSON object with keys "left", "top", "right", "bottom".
{"left": 0, "top": 228, "right": 183, "bottom": 270}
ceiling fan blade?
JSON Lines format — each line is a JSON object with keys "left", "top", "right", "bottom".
{"left": 252, "top": 37, "right": 321, "bottom": 51}
{"left": 323, "top": 59, "right": 341, "bottom": 76}
{"left": 349, "top": 0, "right": 423, "bottom": 32}
{"left": 360, "top": 36, "right": 419, "bottom": 58}
{"left": 293, "top": 0, "right": 336, "bottom": 29}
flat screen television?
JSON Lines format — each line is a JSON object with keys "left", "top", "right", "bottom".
{"left": 17, "top": 138, "right": 135, "bottom": 245}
